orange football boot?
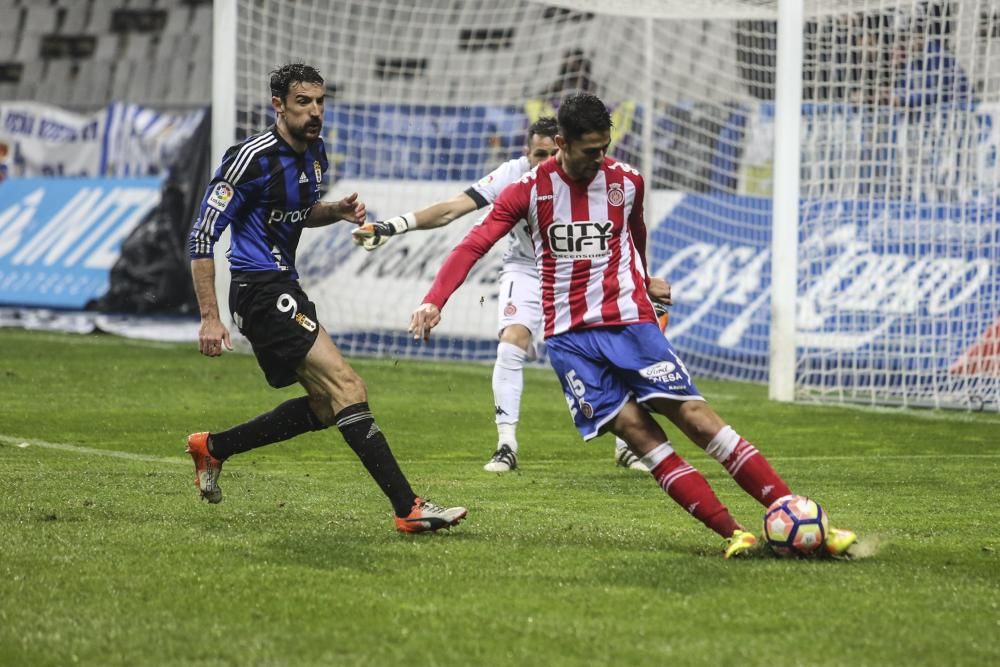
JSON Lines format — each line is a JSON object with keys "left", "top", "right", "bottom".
{"left": 394, "top": 497, "right": 467, "bottom": 533}
{"left": 185, "top": 432, "right": 223, "bottom": 504}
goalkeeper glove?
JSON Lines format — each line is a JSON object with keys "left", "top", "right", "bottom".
{"left": 351, "top": 212, "right": 415, "bottom": 251}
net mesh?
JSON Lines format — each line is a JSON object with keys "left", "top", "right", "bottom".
{"left": 227, "top": 0, "right": 1000, "bottom": 411}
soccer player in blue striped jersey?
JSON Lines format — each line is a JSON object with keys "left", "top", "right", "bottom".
{"left": 186, "top": 63, "right": 467, "bottom": 533}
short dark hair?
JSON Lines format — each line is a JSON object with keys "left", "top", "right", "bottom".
{"left": 269, "top": 63, "right": 324, "bottom": 101}
{"left": 557, "top": 93, "right": 612, "bottom": 143}
{"left": 527, "top": 116, "right": 558, "bottom": 142}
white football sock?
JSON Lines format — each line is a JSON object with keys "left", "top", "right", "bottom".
{"left": 497, "top": 424, "right": 518, "bottom": 453}
{"left": 614, "top": 436, "right": 630, "bottom": 452}
{"left": 493, "top": 342, "right": 527, "bottom": 446}
{"left": 704, "top": 425, "right": 741, "bottom": 463}
{"left": 639, "top": 441, "right": 676, "bottom": 470}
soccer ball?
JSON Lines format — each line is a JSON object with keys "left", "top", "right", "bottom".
{"left": 763, "top": 494, "right": 829, "bottom": 558}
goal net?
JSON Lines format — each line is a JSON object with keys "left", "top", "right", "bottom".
{"left": 219, "top": 0, "right": 1000, "bottom": 412}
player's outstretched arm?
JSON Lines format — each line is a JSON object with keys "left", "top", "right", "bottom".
{"left": 352, "top": 192, "right": 478, "bottom": 251}
{"left": 410, "top": 184, "right": 524, "bottom": 335}
{"left": 408, "top": 303, "right": 442, "bottom": 341}
{"left": 305, "top": 192, "right": 366, "bottom": 228}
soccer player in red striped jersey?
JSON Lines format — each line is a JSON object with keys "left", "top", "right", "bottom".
{"left": 409, "top": 93, "right": 856, "bottom": 557}
{"left": 353, "top": 117, "right": 647, "bottom": 474}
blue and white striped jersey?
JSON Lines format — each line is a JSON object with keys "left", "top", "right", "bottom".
{"left": 188, "top": 126, "right": 328, "bottom": 280}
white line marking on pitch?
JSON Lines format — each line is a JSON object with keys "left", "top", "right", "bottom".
{"left": 800, "top": 401, "right": 1000, "bottom": 425}
{"left": 2, "top": 433, "right": 998, "bottom": 466}
{"left": 0, "top": 434, "right": 188, "bottom": 465}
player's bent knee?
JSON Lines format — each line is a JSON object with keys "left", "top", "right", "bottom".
{"left": 330, "top": 372, "right": 368, "bottom": 408}
{"left": 610, "top": 403, "right": 666, "bottom": 455}
{"left": 300, "top": 367, "right": 367, "bottom": 421}
{"left": 499, "top": 324, "right": 533, "bottom": 352}
{"left": 677, "top": 400, "right": 726, "bottom": 445}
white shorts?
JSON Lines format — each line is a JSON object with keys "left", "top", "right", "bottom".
{"left": 496, "top": 269, "right": 542, "bottom": 340}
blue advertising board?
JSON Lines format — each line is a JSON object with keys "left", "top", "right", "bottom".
{"left": 650, "top": 193, "right": 1000, "bottom": 386}
{"left": 0, "top": 177, "right": 162, "bottom": 308}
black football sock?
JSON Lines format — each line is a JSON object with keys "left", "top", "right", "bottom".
{"left": 335, "top": 402, "right": 417, "bottom": 517}
{"left": 209, "top": 397, "right": 328, "bottom": 459}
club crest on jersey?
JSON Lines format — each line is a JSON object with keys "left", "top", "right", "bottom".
{"left": 547, "top": 220, "right": 613, "bottom": 259}
{"left": 607, "top": 183, "right": 625, "bottom": 207}
{"left": 294, "top": 312, "right": 317, "bottom": 332}
{"left": 207, "top": 182, "right": 234, "bottom": 212}
{"left": 504, "top": 302, "right": 517, "bottom": 317}
{"left": 313, "top": 160, "right": 322, "bottom": 183}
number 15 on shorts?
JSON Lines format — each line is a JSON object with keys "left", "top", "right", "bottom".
{"left": 564, "top": 369, "right": 594, "bottom": 419}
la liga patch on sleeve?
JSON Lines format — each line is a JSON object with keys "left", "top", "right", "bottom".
{"left": 207, "top": 182, "right": 235, "bottom": 212}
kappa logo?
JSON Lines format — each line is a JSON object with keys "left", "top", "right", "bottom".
{"left": 207, "top": 182, "right": 234, "bottom": 212}
{"left": 607, "top": 183, "right": 625, "bottom": 207}
{"left": 609, "top": 161, "right": 639, "bottom": 176}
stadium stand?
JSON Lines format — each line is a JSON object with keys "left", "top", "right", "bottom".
{"left": 3, "top": 0, "right": 993, "bottom": 113}
{"left": 0, "top": 0, "right": 211, "bottom": 110}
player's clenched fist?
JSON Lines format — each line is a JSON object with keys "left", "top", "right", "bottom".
{"left": 647, "top": 276, "right": 672, "bottom": 306}
{"left": 409, "top": 303, "right": 441, "bottom": 341}
{"left": 198, "top": 317, "right": 232, "bottom": 357}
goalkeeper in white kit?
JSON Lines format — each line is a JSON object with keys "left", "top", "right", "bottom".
{"left": 353, "top": 117, "right": 651, "bottom": 473}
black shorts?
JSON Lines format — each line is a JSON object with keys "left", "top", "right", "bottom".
{"left": 229, "top": 278, "right": 321, "bottom": 388}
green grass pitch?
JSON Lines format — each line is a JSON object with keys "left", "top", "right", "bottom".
{"left": 1, "top": 328, "right": 998, "bottom": 666}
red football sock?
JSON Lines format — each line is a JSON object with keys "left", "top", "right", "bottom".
{"left": 652, "top": 453, "right": 740, "bottom": 538}
{"left": 724, "top": 438, "right": 791, "bottom": 507}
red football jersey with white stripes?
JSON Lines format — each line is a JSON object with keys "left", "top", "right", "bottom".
{"left": 423, "top": 156, "right": 657, "bottom": 337}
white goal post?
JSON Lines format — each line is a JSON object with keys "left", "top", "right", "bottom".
{"left": 213, "top": 0, "right": 1000, "bottom": 412}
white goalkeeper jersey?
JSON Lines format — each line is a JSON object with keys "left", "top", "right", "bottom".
{"left": 467, "top": 155, "right": 538, "bottom": 274}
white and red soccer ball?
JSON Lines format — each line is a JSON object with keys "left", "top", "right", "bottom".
{"left": 763, "top": 494, "right": 829, "bottom": 557}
